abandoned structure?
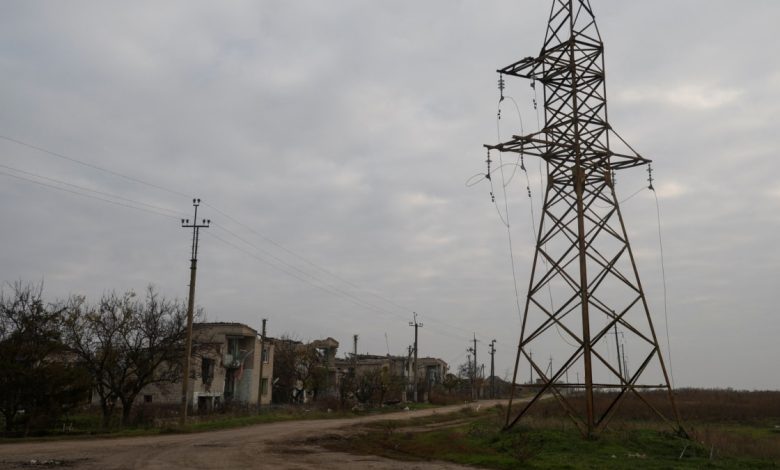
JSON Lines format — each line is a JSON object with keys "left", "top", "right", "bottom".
{"left": 270, "top": 336, "right": 448, "bottom": 404}
{"left": 334, "top": 353, "right": 448, "bottom": 402}
{"left": 138, "top": 322, "right": 274, "bottom": 411}
{"left": 271, "top": 336, "right": 339, "bottom": 404}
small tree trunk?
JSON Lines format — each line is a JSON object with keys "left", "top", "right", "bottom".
{"left": 100, "top": 398, "right": 115, "bottom": 429}
{"left": 2, "top": 409, "right": 16, "bottom": 433}
{"left": 120, "top": 396, "right": 134, "bottom": 426}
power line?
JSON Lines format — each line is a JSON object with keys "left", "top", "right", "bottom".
{"left": 204, "top": 202, "right": 482, "bottom": 340}
{"left": 0, "top": 160, "right": 475, "bottom": 344}
{"left": 203, "top": 201, "right": 481, "bottom": 338}
{"left": 0, "top": 134, "right": 192, "bottom": 199}
{"left": 1, "top": 133, "right": 485, "bottom": 343}
{"left": 1, "top": 135, "right": 426, "bottom": 321}
{"left": 652, "top": 186, "right": 676, "bottom": 390}
{"left": 0, "top": 169, "right": 180, "bottom": 220}
{"left": 204, "top": 229, "right": 470, "bottom": 343}
{"left": 210, "top": 223, "right": 417, "bottom": 324}
{"left": 0, "top": 163, "right": 186, "bottom": 218}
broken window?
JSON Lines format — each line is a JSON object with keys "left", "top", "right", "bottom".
{"left": 227, "top": 338, "right": 240, "bottom": 358}
{"left": 202, "top": 357, "right": 215, "bottom": 385}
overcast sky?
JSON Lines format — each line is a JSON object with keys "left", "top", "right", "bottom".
{"left": 1, "top": 1, "right": 778, "bottom": 390}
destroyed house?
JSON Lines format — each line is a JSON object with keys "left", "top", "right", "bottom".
{"left": 137, "top": 322, "right": 274, "bottom": 411}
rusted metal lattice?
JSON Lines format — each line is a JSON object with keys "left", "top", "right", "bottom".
{"left": 485, "top": 0, "right": 684, "bottom": 437}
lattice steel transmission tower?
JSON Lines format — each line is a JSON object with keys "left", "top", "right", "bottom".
{"left": 485, "top": 0, "right": 684, "bottom": 437}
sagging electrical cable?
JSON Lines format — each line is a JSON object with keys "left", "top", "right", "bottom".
{"left": 648, "top": 164, "right": 677, "bottom": 389}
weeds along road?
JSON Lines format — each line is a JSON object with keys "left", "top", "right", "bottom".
{"left": 0, "top": 400, "right": 509, "bottom": 470}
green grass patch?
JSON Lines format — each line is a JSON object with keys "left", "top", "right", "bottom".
{"left": 320, "top": 406, "right": 780, "bottom": 469}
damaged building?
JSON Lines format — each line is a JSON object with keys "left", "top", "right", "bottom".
{"left": 138, "top": 322, "right": 274, "bottom": 411}
{"left": 270, "top": 337, "right": 339, "bottom": 404}
{"left": 334, "top": 353, "right": 448, "bottom": 403}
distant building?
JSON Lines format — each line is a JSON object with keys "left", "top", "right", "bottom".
{"left": 270, "top": 337, "right": 339, "bottom": 404}
{"left": 334, "top": 353, "right": 448, "bottom": 402}
{"left": 417, "top": 357, "right": 448, "bottom": 386}
{"left": 138, "top": 322, "right": 274, "bottom": 411}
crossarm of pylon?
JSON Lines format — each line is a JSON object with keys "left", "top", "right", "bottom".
{"left": 497, "top": 56, "right": 541, "bottom": 79}
{"left": 483, "top": 131, "right": 567, "bottom": 158}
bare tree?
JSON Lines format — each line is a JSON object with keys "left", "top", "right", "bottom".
{"left": 271, "top": 336, "right": 329, "bottom": 404}
{"left": 353, "top": 367, "right": 404, "bottom": 405}
{"left": 270, "top": 336, "right": 299, "bottom": 404}
{"left": 62, "top": 286, "right": 188, "bottom": 427}
{"left": 0, "top": 282, "right": 90, "bottom": 434}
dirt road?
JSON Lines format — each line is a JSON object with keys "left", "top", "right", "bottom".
{"left": 0, "top": 401, "right": 507, "bottom": 469}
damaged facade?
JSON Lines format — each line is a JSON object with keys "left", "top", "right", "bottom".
{"left": 138, "top": 322, "right": 274, "bottom": 411}
{"left": 270, "top": 337, "right": 339, "bottom": 404}
{"left": 334, "top": 353, "right": 448, "bottom": 402}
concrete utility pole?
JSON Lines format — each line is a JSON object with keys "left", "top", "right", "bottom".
{"left": 466, "top": 353, "right": 472, "bottom": 390}
{"left": 489, "top": 339, "right": 497, "bottom": 399}
{"left": 621, "top": 343, "right": 629, "bottom": 378}
{"left": 180, "top": 198, "right": 209, "bottom": 425}
{"left": 257, "top": 318, "right": 267, "bottom": 408}
{"left": 353, "top": 334, "right": 358, "bottom": 375}
{"left": 611, "top": 324, "right": 623, "bottom": 381}
{"left": 409, "top": 312, "right": 423, "bottom": 402}
{"left": 406, "top": 344, "right": 413, "bottom": 401}
{"left": 472, "top": 334, "right": 479, "bottom": 400}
